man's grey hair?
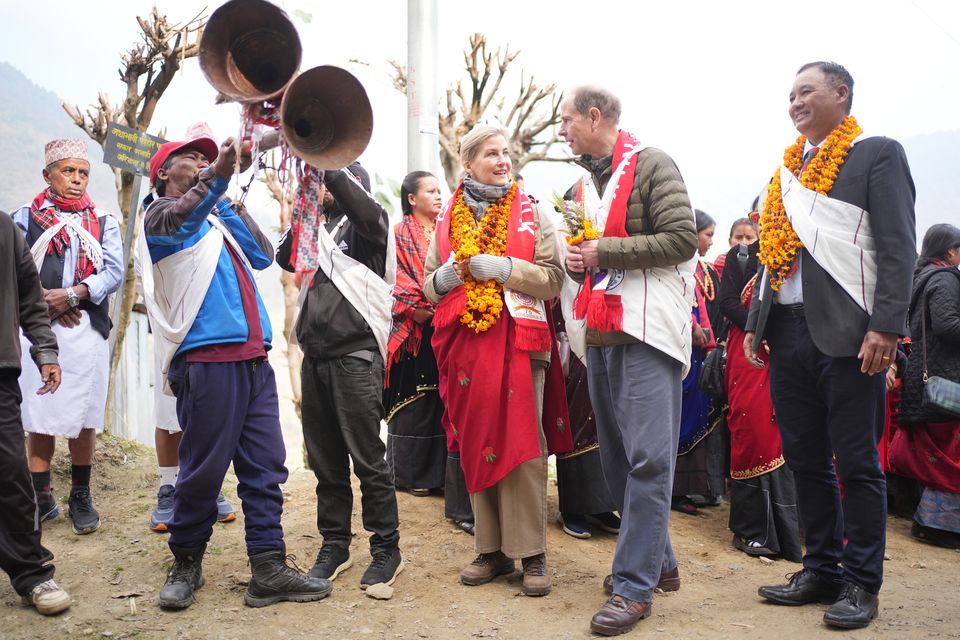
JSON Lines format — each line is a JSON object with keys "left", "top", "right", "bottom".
{"left": 797, "top": 61, "right": 854, "bottom": 114}
{"left": 569, "top": 86, "right": 622, "bottom": 123}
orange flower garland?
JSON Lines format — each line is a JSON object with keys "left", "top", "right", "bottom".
{"left": 450, "top": 183, "right": 515, "bottom": 333}
{"left": 758, "top": 115, "right": 862, "bottom": 291}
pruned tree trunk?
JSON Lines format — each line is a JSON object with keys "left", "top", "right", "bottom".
{"left": 62, "top": 8, "right": 204, "bottom": 433}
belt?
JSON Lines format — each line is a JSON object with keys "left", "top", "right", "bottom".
{"left": 343, "top": 349, "right": 377, "bottom": 363}
{"left": 773, "top": 303, "right": 805, "bottom": 318}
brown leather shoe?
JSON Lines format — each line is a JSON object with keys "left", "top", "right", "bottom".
{"left": 460, "top": 551, "right": 515, "bottom": 586}
{"left": 603, "top": 566, "right": 680, "bottom": 595}
{"left": 590, "top": 595, "right": 652, "bottom": 636}
{"left": 521, "top": 554, "right": 551, "bottom": 596}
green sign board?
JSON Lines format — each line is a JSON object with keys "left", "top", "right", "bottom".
{"left": 102, "top": 122, "right": 166, "bottom": 177}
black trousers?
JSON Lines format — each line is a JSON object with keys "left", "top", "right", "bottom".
{"left": 766, "top": 309, "right": 887, "bottom": 593}
{"left": 301, "top": 353, "right": 399, "bottom": 554}
{"left": 0, "top": 369, "right": 55, "bottom": 595}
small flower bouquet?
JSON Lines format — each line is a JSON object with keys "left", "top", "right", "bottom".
{"left": 551, "top": 192, "right": 598, "bottom": 246}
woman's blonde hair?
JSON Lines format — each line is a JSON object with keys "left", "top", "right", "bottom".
{"left": 459, "top": 125, "right": 510, "bottom": 165}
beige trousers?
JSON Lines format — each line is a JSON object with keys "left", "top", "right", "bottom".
{"left": 470, "top": 360, "right": 548, "bottom": 559}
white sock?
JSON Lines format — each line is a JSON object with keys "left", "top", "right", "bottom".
{"left": 158, "top": 466, "right": 179, "bottom": 488}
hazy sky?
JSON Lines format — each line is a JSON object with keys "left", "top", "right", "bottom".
{"left": 2, "top": 0, "right": 958, "bottom": 254}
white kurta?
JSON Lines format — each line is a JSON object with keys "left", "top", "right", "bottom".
{"left": 19, "top": 312, "right": 108, "bottom": 437}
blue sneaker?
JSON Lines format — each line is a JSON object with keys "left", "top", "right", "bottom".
{"left": 586, "top": 512, "right": 622, "bottom": 534}
{"left": 557, "top": 513, "right": 592, "bottom": 539}
{"left": 150, "top": 485, "right": 176, "bottom": 533}
{"left": 37, "top": 491, "right": 60, "bottom": 523}
{"left": 216, "top": 492, "right": 237, "bottom": 523}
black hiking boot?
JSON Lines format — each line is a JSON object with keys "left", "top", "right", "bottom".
{"left": 244, "top": 548, "right": 332, "bottom": 608}
{"left": 159, "top": 544, "right": 205, "bottom": 609}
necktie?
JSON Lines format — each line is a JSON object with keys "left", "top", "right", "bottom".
{"left": 799, "top": 146, "right": 819, "bottom": 176}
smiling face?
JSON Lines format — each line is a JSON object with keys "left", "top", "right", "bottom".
{"left": 788, "top": 67, "right": 849, "bottom": 144}
{"left": 463, "top": 135, "right": 512, "bottom": 187}
{"left": 558, "top": 96, "right": 597, "bottom": 156}
{"left": 43, "top": 158, "right": 90, "bottom": 200}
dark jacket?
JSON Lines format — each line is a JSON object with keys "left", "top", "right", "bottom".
{"left": 277, "top": 166, "right": 389, "bottom": 360}
{"left": 1, "top": 211, "right": 58, "bottom": 371}
{"left": 746, "top": 136, "right": 917, "bottom": 356}
{"left": 564, "top": 146, "right": 698, "bottom": 346}
{"left": 899, "top": 264, "right": 960, "bottom": 424}
{"left": 719, "top": 242, "right": 759, "bottom": 331}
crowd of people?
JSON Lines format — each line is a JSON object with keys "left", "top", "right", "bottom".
{"left": 1, "top": 59, "right": 958, "bottom": 638}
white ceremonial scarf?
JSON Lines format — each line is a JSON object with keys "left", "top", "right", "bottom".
{"left": 137, "top": 215, "right": 248, "bottom": 393}
{"left": 778, "top": 137, "right": 877, "bottom": 313}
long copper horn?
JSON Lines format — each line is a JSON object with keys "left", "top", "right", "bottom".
{"left": 280, "top": 66, "right": 374, "bottom": 170}
{"left": 198, "top": 0, "right": 302, "bottom": 103}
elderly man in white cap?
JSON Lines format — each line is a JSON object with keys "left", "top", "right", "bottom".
{"left": 11, "top": 138, "right": 123, "bottom": 535}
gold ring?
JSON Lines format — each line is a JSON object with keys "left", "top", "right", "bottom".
{"left": 881, "top": 356, "right": 891, "bottom": 360}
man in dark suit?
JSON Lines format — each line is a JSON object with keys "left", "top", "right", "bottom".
{"left": 744, "top": 61, "right": 915, "bottom": 630}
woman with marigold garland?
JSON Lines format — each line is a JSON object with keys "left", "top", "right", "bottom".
{"left": 423, "top": 125, "right": 565, "bottom": 597}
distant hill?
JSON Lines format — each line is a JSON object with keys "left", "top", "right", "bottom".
{"left": 0, "top": 62, "right": 118, "bottom": 213}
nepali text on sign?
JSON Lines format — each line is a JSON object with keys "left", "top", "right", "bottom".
{"left": 103, "top": 123, "right": 166, "bottom": 177}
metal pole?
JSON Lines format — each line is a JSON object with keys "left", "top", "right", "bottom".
{"left": 407, "top": 0, "right": 440, "bottom": 177}
{"left": 108, "top": 174, "right": 142, "bottom": 359}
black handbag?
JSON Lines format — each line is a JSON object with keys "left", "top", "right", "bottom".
{"left": 918, "top": 283, "right": 960, "bottom": 421}
{"left": 697, "top": 342, "right": 727, "bottom": 401}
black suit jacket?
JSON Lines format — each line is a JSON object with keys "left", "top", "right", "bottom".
{"left": 745, "top": 136, "right": 916, "bottom": 357}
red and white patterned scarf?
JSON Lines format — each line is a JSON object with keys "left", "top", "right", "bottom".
{"left": 30, "top": 187, "right": 100, "bottom": 284}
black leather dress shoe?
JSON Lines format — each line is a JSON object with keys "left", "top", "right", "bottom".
{"left": 758, "top": 569, "right": 843, "bottom": 606}
{"left": 823, "top": 582, "right": 879, "bottom": 629}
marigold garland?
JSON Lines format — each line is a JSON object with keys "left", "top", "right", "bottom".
{"left": 758, "top": 115, "right": 862, "bottom": 291}
{"left": 450, "top": 183, "right": 515, "bottom": 333}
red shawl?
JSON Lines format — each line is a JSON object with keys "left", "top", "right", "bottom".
{"left": 431, "top": 184, "right": 570, "bottom": 492}
{"left": 30, "top": 188, "right": 100, "bottom": 284}
{"left": 387, "top": 215, "right": 435, "bottom": 369}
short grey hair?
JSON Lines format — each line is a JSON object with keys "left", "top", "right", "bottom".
{"left": 459, "top": 125, "right": 510, "bottom": 164}
{"left": 569, "top": 86, "right": 622, "bottom": 123}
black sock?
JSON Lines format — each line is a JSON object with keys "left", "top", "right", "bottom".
{"left": 31, "top": 471, "right": 51, "bottom": 494}
{"left": 71, "top": 464, "right": 92, "bottom": 487}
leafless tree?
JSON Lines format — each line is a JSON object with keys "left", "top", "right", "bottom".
{"left": 62, "top": 8, "right": 205, "bottom": 431}
{"left": 391, "top": 33, "right": 569, "bottom": 190}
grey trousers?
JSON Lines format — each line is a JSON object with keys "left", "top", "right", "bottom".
{"left": 587, "top": 342, "right": 682, "bottom": 603}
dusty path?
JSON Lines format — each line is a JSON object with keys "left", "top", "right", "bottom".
{"left": 2, "top": 436, "right": 958, "bottom": 640}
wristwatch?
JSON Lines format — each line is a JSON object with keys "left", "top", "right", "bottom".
{"left": 66, "top": 287, "right": 80, "bottom": 308}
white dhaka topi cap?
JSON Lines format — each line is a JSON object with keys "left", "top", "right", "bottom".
{"left": 44, "top": 138, "right": 88, "bottom": 166}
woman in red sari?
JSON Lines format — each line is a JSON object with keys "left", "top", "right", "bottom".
{"left": 423, "top": 126, "right": 565, "bottom": 596}
{"left": 718, "top": 234, "right": 802, "bottom": 561}
{"left": 384, "top": 171, "right": 476, "bottom": 533}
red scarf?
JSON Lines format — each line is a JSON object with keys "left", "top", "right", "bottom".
{"left": 30, "top": 188, "right": 100, "bottom": 284}
{"left": 430, "top": 184, "right": 563, "bottom": 492}
{"left": 387, "top": 214, "right": 434, "bottom": 368}
{"left": 432, "top": 184, "right": 551, "bottom": 352}
{"left": 573, "top": 130, "right": 642, "bottom": 331}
